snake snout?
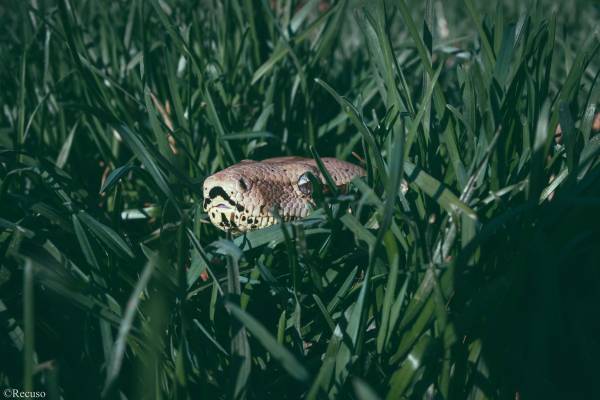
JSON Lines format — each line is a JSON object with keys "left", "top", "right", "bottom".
{"left": 203, "top": 174, "right": 253, "bottom": 232}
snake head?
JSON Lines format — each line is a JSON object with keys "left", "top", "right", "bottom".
{"left": 202, "top": 157, "right": 365, "bottom": 233}
{"left": 203, "top": 172, "right": 252, "bottom": 233}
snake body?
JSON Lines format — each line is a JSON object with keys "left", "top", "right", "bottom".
{"left": 203, "top": 157, "right": 366, "bottom": 232}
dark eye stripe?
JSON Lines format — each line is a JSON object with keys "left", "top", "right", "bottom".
{"left": 209, "top": 186, "right": 231, "bottom": 200}
{"left": 206, "top": 185, "right": 245, "bottom": 212}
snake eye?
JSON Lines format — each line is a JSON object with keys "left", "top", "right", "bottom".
{"left": 237, "top": 178, "right": 248, "bottom": 192}
{"left": 297, "top": 173, "right": 312, "bottom": 196}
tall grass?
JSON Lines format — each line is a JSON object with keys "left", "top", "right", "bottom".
{"left": 1, "top": 0, "right": 599, "bottom": 399}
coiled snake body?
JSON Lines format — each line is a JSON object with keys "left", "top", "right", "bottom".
{"left": 203, "top": 157, "right": 366, "bottom": 232}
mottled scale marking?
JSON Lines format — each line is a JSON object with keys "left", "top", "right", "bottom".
{"left": 203, "top": 157, "right": 365, "bottom": 233}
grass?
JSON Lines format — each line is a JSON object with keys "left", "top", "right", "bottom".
{"left": 1, "top": 0, "right": 600, "bottom": 399}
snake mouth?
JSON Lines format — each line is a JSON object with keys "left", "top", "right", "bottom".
{"left": 206, "top": 203, "right": 235, "bottom": 219}
{"left": 204, "top": 203, "right": 233, "bottom": 216}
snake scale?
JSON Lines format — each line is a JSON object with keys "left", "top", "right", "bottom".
{"left": 203, "top": 157, "right": 366, "bottom": 232}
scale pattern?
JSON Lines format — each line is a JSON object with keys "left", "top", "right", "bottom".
{"left": 202, "top": 157, "right": 366, "bottom": 232}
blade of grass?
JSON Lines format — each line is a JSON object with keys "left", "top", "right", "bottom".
{"left": 376, "top": 231, "right": 399, "bottom": 354}
{"left": 23, "top": 259, "right": 34, "bottom": 392}
{"left": 404, "top": 161, "right": 477, "bottom": 220}
{"left": 72, "top": 214, "right": 100, "bottom": 269}
{"left": 328, "top": 261, "right": 372, "bottom": 397}
{"left": 353, "top": 378, "right": 383, "bottom": 400}
{"left": 112, "top": 123, "right": 181, "bottom": 213}
{"left": 226, "top": 302, "right": 310, "bottom": 382}
{"left": 462, "top": 0, "right": 496, "bottom": 65}
{"left": 102, "top": 257, "right": 155, "bottom": 397}
{"left": 315, "top": 78, "right": 388, "bottom": 183}
{"left": 310, "top": 146, "right": 339, "bottom": 195}
{"left": 78, "top": 211, "right": 134, "bottom": 259}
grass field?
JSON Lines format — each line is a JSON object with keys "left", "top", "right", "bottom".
{"left": 1, "top": 0, "right": 600, "bottom": 399}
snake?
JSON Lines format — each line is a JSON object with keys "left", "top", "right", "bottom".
{"left": 203, "top": 157, "right": 366, "bottom": 233}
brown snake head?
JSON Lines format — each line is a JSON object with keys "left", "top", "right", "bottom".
{"left": 202, "top": 156, "right": 366, "bottom": 233}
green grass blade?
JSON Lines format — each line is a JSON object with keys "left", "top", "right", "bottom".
{"left": 23, "top": 259, "right": 35, "bottom": 391}
{"left": 226, "top": 302, "right": 310, "bottom": 382}
{"left": 529, "top": 102, "right": 551, "bottom": 200}
{"left": 315, "top": 78, "right": 388, "bottom": 183}
{"left": 99, "top": 164, "right": 135, "bottom": 194}
{"left": 102, "top": 258, "right": 155, "bottom": 397}
{"left": 112, "top": 124, "right": 181, "bottom": 212}
{"left": 353, "top": 378, "right": 382, "bottom": 400}
{"left": 72, "top": 214, "right": 100, "bottom": 269}
{"left": 387, "top": 334, "right": 433, "bottom": 399}
{"left": 77, "top": 211, "right": 135, "bottom": 259}
{"left": 376, "top": 231, "right": 399, "bottom": 353}
{"left": 404, "top": 161, "right": 477, "bottom": 220}
{"left": 462, "top": 0, "right": 496, "bottom": 65}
